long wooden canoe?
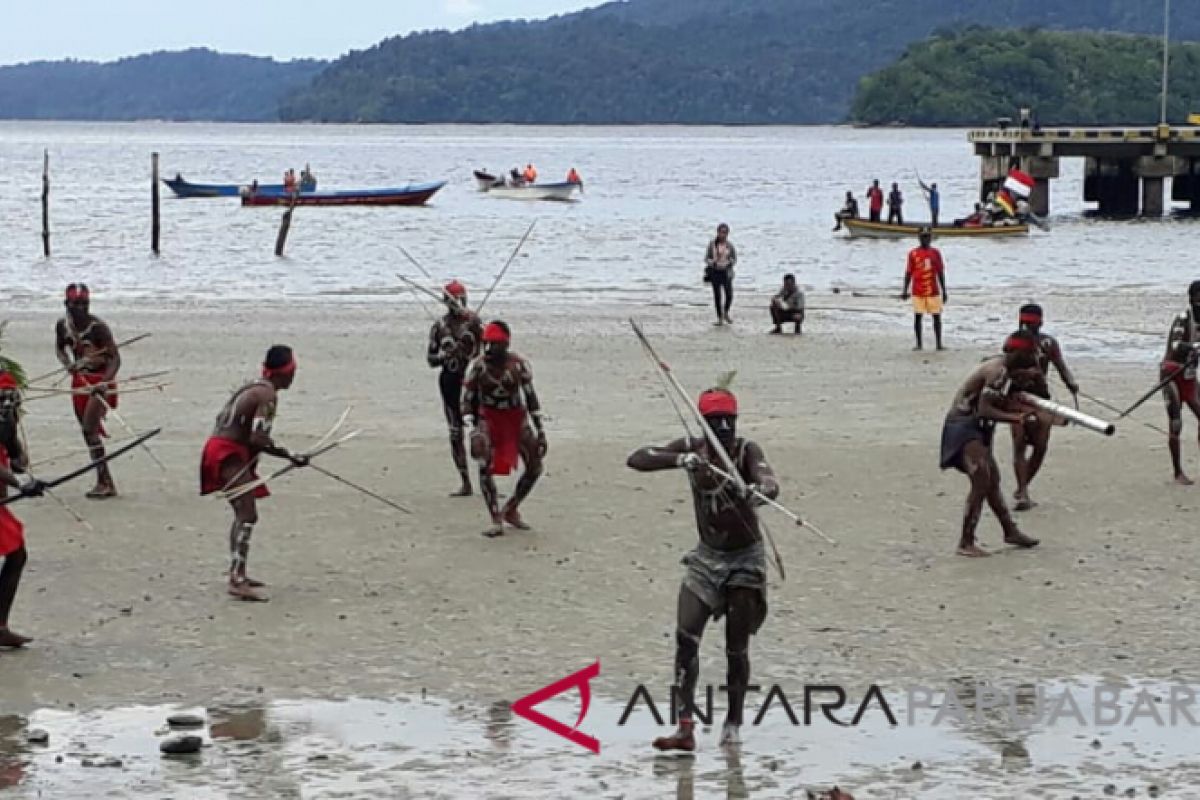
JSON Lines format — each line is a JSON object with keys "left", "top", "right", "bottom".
{"left": 240, "top": 181, "right": 447, "bottom": 207}
{"left": 843, "top": 218, "right": 1029, "bottom": 239}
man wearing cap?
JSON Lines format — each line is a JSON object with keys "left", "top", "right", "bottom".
{"left": 626, "top": 387, "right": 780, "bottom": 750}
{"left": 940, "top": 332, "right": 1041, "bottom": 557}
{"left": 1005, "top": 304, "right": 1079, "bottom": 509}
{"left": 0, "top": 368, "right": 46, "bottom": 649}
{"left": 461, "top": 321, "right": 546, "bottom": 537}
{"left": 199, "top": 345, "right": 308, "bottom": 601}
{"left": 54, "top": 283, "right": 121, "bottom": 498}
{"left": 901, "top": 228, "right": 947, "bottom": 351}
{"left": 1161, "top": 281, "right": 1200, "bottom": 484}
{"left": 427, "top": 281, "right": 483, "bottom": 496}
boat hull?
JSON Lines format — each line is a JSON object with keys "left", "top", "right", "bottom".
{"left": 240, "top": 181, "right": 447, "bottom": 207}
{"left": 482, "top": 181, "right": 581, "bottom": 202}
{"left": 163, "top": 177, "right": 312, "bottom": 198}
{"left": 474, "top": 170, "right": 503, "bottom": 191}
{"left": 843, "top": 219, "right": 1029, "bottom": 239}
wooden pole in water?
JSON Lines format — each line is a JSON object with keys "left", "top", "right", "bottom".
{"left": 274, "top": 191, "right": 299, "bottom": 257}
{"left": 41, "top": 149, "right": 50, "bottom": 257}
{"left": 151, "top": 152, "right": 161, "bottom": 255}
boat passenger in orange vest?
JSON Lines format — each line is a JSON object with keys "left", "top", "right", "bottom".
{"left": 283, "top": 169, "right": 297, "bottom": 193}
{"left": 523, "top": 164, "right": 538, "bottom": 183}
{"left": 567, "top": 167, "right": 582, "bottom": 185}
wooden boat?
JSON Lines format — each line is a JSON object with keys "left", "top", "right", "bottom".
{"left": 482, "top": 181, "right": 581, "bottom": 202}
{"left": 163, "top": 175, "right": 315, "bottom": 198}
{"left": 239, "top": 181, "right": 447, "bottom": 207}
{"left": 842, "top": 218, "right": 1029, "bottom": 239}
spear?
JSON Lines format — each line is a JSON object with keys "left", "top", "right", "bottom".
{"left": 0, "top": 428, "right": 161, "bottom": 507}
{"left": 476, "top": 219, "right": 537, "bottom": 315}
{"left": 29, "top": 332, "right": 152, "bottom": 386}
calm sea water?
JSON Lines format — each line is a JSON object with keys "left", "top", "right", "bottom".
{"left": 0, "top": 121, "right": 1194, "bottom": 356}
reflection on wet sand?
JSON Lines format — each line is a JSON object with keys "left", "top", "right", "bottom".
{"left": 0, "top": 714, "right": 28, "bottom": 789}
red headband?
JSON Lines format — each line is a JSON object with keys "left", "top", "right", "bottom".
{"left": 262, "top": 356, "right": 297, "bottom": 379}
{"left": 0, "top": 372, "right": 18, "bottom": 391}
{"left": 1019, "top": 312, "right": 1042, "bottom": 324}
{"left": 66, "top": 286, "right": 89, "bottom": 302}
{"left": 1003, "top": 334, "right": 1038, "bottom": 353}
{"left": 444, "top": 280, "right": 467, "bottom": 298}
{"left": 482, "top": 323, "right": 510, "bottom": 344}
{"left": 698, "top": 389, "right": 737, "bottom": 417}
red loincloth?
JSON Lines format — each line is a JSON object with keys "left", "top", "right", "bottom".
{"left": 1162, "top": 361, "right": 1196, "bottom": 404}
{"left": 71, "top": 372, "right": 118, "bottom": 437}
{"left": 199, "top": 436, "right": 269, "bottom": 498}
{"left": 0, "top": 450, "right": 24, "bottom": 557}
{"left": 481, "top": 406, "right": 527, "bottom": 476}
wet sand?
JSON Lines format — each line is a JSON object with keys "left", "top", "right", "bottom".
{"left": 0, "top": 295, "right": 1196, "bottom": 797}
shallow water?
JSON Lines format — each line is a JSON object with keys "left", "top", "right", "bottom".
{"left": 0, "top": 677, "right": 1192, "bottom": 798}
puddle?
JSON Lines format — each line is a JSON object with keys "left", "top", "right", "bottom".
{"left": 0, "top": 677, "right": 1193, "bottom": 798}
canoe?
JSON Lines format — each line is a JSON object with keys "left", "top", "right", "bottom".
{"left": 482, "top": 181, "right": 581, "bottom": 202}
{"left": 163, "top": 176, "right": 315, "bottom": 198}
{"left": 842, "top": 218, "right": 1029, "bottom": 239}
{"left": 239, "top": 181, "right": 447, "bottom": 207}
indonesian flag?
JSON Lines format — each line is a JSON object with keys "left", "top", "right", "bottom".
{"left": 1003, "top": 168, "right": 1034, "bottom": 199}
{"left": 995, "top": 188, "right": 1016, "bottom": 216}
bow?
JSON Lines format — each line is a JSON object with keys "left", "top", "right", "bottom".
{"left": 0, "top": 428, "right": 161, "bottom": 507}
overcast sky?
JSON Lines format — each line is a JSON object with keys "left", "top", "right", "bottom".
{"left": 0, "top": 1, "right": 603, "bottom": 65}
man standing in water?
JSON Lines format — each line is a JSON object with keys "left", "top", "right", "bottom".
{"left": 462, "top": 321, "right": 547, "bottom": 537}
{"left": 901, "top": 228, "right": 947, "bottom": 351}
{"left": 1161, "top": 281, "right": 1200, "bottom": 484}
{"left": 54, "top": 283, "right": 121, "bottom": 498}
{"left": 940, "top": 332, "right": 1041, "bottom": 556}
{"left": 627, "top": 387, "right": 779, "bottom": 750}
{"left": 1005, "top": 304, "right": 1079, "bottom": 510}
{"left": 199, "top": 345, "right": 308, "bottom": 601}
{"left": 427, "top": 281, "right": 482, "bottom": 496}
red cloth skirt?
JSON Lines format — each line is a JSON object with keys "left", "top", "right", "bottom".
{"left": 0, "top": 451, "right": 23, "bottom": 556}
{"left": 481, "top": 407, "right": 527, "bottom": 476}
{"left": 200, "top": 436, "right": 268, "bottom": 498}
{"left": 1162, "top": 361, "right": 1196, "bottom": 404}
{"left": 72, "top": 372, "right": 117, "bottom": 436}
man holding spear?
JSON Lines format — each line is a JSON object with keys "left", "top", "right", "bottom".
{"left": 1157, "top": 281, "right": 1200, "bottom": 484}
{"left": 199, "top": 345, "right": 309, "bottom": 601}
{"left": 426, "top": 280, "right": 482, "bottom": 496}
{"left": 627, "top": 382, "right": 781, "bottom": 751}
{"left": 54, "top": 283, "right": 121, "bottom": 498}
{"left": 0, "top": 368, "right": 45, "bottom": 650}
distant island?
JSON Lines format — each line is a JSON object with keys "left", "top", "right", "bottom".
{"left": 1, "top": 0, "right": 1199, "bottom": 124}
{"left": 851, "top": 28, "right": 1200, "bottom": 126}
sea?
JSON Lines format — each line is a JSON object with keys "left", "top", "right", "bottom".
{"left": 0, "top": 121, "right": 1195, "bottom": 361}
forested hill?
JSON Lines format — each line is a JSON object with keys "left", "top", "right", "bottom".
{"left": 0, "top": 49, "right": 326, "bottom": 121}
{"left": 851, "top": 28, "right": 1200, "bottom": 126}
{"left": 279, "top": 0, "right": 1200, "bottom": 124}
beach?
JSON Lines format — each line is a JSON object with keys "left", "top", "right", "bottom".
{"left": 0, "top": 293, "right": 1196, "bottom": 797}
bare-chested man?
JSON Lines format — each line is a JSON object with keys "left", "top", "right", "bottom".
{"left": 1161, "top": 280, "right": 1200, "bottom": 484}
{"left": 199, "top": 345, "right": 307, "bottom": 601}
{"left": 426, "top": 281, "right": 483, "bottom": 496}
{"left": 940, "top": 332, "right": 1042, "bottom": 557}
{"left": 627, "top": 387, "right": 779, "bottom": 750}
{"left": 54, "top": 283, "right": 120, "bottom": 498}
{"left": 461, "top": 321, "right": 546, "bottom": 537}
{"left": 0, "top": 369, "right": 46, "bottom": 650}
{"left": 1004, "top": 304, "right": 1079, "bottom": 510}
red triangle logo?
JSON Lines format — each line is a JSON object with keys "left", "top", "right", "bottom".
{"left": 511, "top": 661, "right": 601, "bottom": 754}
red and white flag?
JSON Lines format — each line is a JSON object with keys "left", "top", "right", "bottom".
{"left": 1003, "top": 168, "right": 1034, "bottom": 199}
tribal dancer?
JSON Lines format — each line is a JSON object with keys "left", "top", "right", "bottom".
{"left": 199, "top": 346, "right": 307, "bottom": 601}
{"left": 627, "top": 387, "right": 779, "bottom": 750}
{"left": 0, "top": 370, "right": 45, "bottom": 650}
{"left": 1004, "top": 304, "right": 1079, "bottom": 510}
{"left": 1161, "top": 281, "right": 1200, "bottom": 484}
{"left": 940, "top": 332, "right": 1041, "bottom": 556}
{"left": 426, "top": 281, "right": 482, "bottom": 496}
{"left": 54, "top": 283, "right": 120, "bottom": 498}
{"left": 461, "top": 321, "right": 546, "bottom": 537}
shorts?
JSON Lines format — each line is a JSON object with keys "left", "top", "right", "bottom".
{"left": 1162, "top": 361, "right": 1197, "bottom": 404}
{"left": 912, "top": 296, "right": 943, "bottom": 315}
{"left": 681, "top": 541, "right": 768, "bottom": 634}
{"left": 940, "top": 413, "right": 993, "bottom": 473}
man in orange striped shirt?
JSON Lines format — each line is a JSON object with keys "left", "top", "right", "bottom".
{"left": 901, "top": 228, "right": 947, "bottom": 351}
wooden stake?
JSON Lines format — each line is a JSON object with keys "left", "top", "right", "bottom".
{"left": 41, "top": 149, "right": 50, "bottom": 257}
{"left": 275, "top": 191, "right": 299, "bottom": 257}
{"left": 151, "top": 152, "right": 161, "bottom": 254}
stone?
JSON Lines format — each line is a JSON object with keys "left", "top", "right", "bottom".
{"left": 160, "top": 735, "right": 203, "bottom": 755}
{"left": 26, "top": 729, "right": 49, "bottom": 745}
{"left": 167, "top": 713, "right": 206, "bottom": 728}
{"left": 82, "top": 756, "right": 123, "bottom": 768}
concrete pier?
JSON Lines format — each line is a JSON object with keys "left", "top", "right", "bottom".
{"left": 969, "top": 123, "right": 1200, "bottom": 216}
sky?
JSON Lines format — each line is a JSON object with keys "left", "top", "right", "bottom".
{"left": 0, "top": 0, "right": 604, "bottom": 65}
